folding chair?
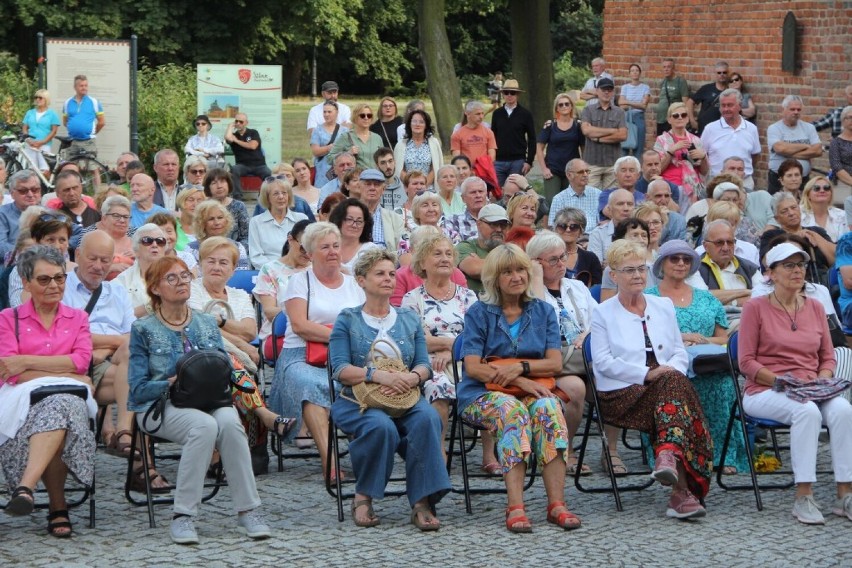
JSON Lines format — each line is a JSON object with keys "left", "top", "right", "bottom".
{"left": 589, "top": 284, "right": 602, "bottom": 303}
{"left": 445, "top": 333, "right": 537, "bottom": 514}
{"left": 225, "top": 270, "right": 265, "bottom": 385}
{"left": 573, "top": 334, "right": 653, "bottom": 511}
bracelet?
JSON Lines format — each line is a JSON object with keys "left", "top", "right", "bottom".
{"left": 365, "top": 367, "right": 375, "bottom": 383}
{"left": 667, "top": 150, "right": 675, "bottom": 157}
{"left": 412, "top": 368, "right": 426, "bottom": 383}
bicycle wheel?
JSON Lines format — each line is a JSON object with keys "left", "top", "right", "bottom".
{"left": 5, "top": 158, "right": 26, "bottom": 178}
{"left": 68, "top": 156, "right": 110, "bottom": 196}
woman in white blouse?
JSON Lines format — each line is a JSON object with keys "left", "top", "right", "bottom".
{"left": 248, "top": 177, "right": 308, "bottom": 269}
{"left": 184, "top": 114, "right": 224, "bottom": 169}
{"left": 800, "top": 176, "right": 847, "bottom": 243}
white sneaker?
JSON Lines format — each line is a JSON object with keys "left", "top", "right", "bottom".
{"left": 170, "top": 516, "right": 200, "bottom": 544}
{"left": 832, "top": 494, "right": 852, "bottom": 521}
{"left": 791, "top": 495, "right": 825, "bottom": 525}
{"left": 238, "top": 509, "right": 272, "bottom": 539}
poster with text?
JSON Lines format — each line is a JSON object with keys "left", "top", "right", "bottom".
{"left": 45, "top": 38, "right": 131, "bottom": 168}
{"left": 196, "top": 64, "right": 282, "bottom": 167}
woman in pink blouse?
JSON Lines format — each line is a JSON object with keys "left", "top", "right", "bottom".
{"left": 0, "top": 246, "right": 94, "bottom": 537}
{"left": 739, "top": 242, "right": 852, "bottom": 525}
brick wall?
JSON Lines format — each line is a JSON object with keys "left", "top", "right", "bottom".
{"left": 602, "top": 0, "right": 852, "bottom": 185}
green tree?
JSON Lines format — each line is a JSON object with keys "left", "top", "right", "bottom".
{"left": 136, "top": 63, "right": 196, "bottom": 169}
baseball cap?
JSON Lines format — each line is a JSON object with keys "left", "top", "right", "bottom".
{"left": 478, "top": 204, "right": 509, "bottom": 223}
{"left": 596, "top": 77, "right": 615, "bottom": 90}
{"left": 359, "top": 169, "right": 384, "bottom": 182}
{"left": 765, "top": 243, "right": 810, "bottom": 267}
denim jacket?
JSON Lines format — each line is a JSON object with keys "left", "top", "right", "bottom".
{"left": 127, "top": 310, "right": 225, "bottom": 412}
{"left": 457, "top": 298, "right": 560, "bottom": 411}
{"left": 329, "top": 305, "right": 432, "bottom": 385}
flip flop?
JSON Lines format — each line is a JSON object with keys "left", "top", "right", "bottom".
{"left": 351, "top": 499, "right": 380, "bottom": 528}
{"left": 566, "top": 455, "right": 592, "bottom": 476}
{"left": 410, "top": 504, "right": 440, "bottom": 532}
{"left": 274, "top": 416, "right": 296, "bottom": 438}
{"left": 480, "top": 462, "right": 503, "bottom": 476}
{"left": 601, "top": 453, "right": 629, "bottom": 477}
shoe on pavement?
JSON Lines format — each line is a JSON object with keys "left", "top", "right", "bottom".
{"left": 832, "top": 494, "right": 852, "bottom": 521}
{"left": 238, "top": 509, "right": 272, "bottom": 539}
{"left": 170, "top": 516, "right": 199, "bottom": 545}
{"left": 666, "top": 489, "right": 706, "bottom": 519}
{"left": 650, "top": 450, "right": 678, "bottom": 487}
{"left": 792, "top": 495, "right": 825, "bottom": 525}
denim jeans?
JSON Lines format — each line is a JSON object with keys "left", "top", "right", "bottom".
{"left": 494, "top": 159, "right": 526, "bottom": 187}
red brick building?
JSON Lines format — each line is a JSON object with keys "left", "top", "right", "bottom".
{"left": 602, "top": 0, "right": 852, "bottom": 184}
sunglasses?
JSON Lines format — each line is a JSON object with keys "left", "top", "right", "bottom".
{"left": 15, "top": 186, "right": 41, "bottom": 195}
{"left": 716, "top": 71, "right": 729, "bottom": 75}
{"left": 359, "top": 113, "right": 373, "bottom": 119}
{"left": 557, "top": 102, "right": 573, "bottom": 108}
{"left": 139, "top": 236, "right": 167, "bottom": 247}
{"left": 33, "top": 273, "right": 67, "bottom": 287}
{"left": 34, "top": 96, "right": 44, "bottom": 100}
{"left": 234, "top": 119, "right": 245, "bottom": 124}
{"left": 730, "top": 77, "right": 742, "bottom": 82}
{"left": 195, "top": 121, "right": 208, "bottom": 126}
{"left": 569, "top": 169, "right": 591, "bottom": 175}
{"left": 189, "top": 169, "right": 207, "bottom": 175}
{"left": 555, "top": 222, "right": 582, "bottom": 233}
{"left": 264, "top": 175, "right": 289, "bottom": 183}
{"left": 670, "top": 112, "right": 689, "bottom": 119}
{"left": 503, "top": 91, "right": 519, "bottom": 96}
{"left": 39, "top": 213, "right": 70, "bottom": 224}
{"left": 705, "top": 239, "right": 735, "bottom": 248}
{"left": 812, "top": 184, "right": 832, "bottom": 192}
{"left": 667, "top": 254, "right": 693, "bottom": 265}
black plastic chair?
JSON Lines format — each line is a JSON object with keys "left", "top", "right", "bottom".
{"left": 573, "top": 334, "right": 653, "bottom": 511}
{"left": 445, "top": 333, "right": 537, "bottom": 514}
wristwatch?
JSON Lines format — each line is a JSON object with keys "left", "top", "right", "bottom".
{"left": 523, "top": 185, "right": 533, "bottom": 191}
{"left": 520, "top": 361, "right": 531, "bottom": 377}
{"left": 217, "top": 313, "right": 227, "bottom": 328}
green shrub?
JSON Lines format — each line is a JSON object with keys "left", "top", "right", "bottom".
{"left": 137, "top": 63, "right": 197, "bottom": 170}
{"left": 0, "top": 57, "right": 36, "bottom": 126}
{"left": 553, "top": 51, "right": 589, "bottom": 93}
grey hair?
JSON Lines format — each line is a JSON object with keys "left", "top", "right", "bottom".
{"left": 526, "top": 230, "right": 566, "bottom": 261}
{"left": 436, "top": 164, "right": 458, "bottom": 180}
{"left": 613, "top": 155, "right": 640, "bottom": 174}
{"left": 715, "top": 61, "right": 729, "bottom": 69}
{"left": 16, "top": 245, "right": 65, "bottom": 281}
{"left": 702, "top": 218, "right": 734, "bottom": 238}
{"left": 720, "top": 88, "right": 742, "bottom": 104}
{"left": 464, "top": 100, "right": 484, "bottom": 113}
{"left": 411, "top": 191, "right": 441, "bottom": 224}
{"left": 352, "top": 247, "right": 397, "bottom": 279}
{"left": 841, "top": 106, "right": 852, "bottom": 121}
{"left": 131, "top": 223, "right": 165, "bottom": 252}
{"left": 607, "top": 188, "right": 634, "bottom": 206}
{"left": 333, "top": 152, "right": 355, "bottom": 165}
{"left": 404, "top": 100, "right": 425, "bottom": 114}
{"left": 183, "top": 155, "right": 206, "bottom": 175}
{"left": 9, "top": 169, "right": 40, "bottom": 191}
{"left": 553, "top": 207, "right": 587, "bottom": 232}
{"left": 781, "top": 95, "right": 804, "bottom": 109}
{"left": 301, "top": 221, "right": 340, "bottom": 254}
{"left": 564, "top": 158, "right": 587, "bottom": 175}
{"left": 0, "top": 156, "right": 5, "bottom": 168}
{"left": 153, "top": 148, "right": 178, "bottom": 165}
{"left": 647, "top": 178, "right": 672, "bottom": 196}
{"left": 592, "top": 57, "right": 606, "bottom": 66}
{"left": 722, "top": 156, "right": 745, "bottom": 168}
{"left": 409, "top": 225, "right": 441, "bottom": 251}
{"left": 460, "top": 175, "right": 486, "bottom": 195}
{"left": 101, "top": 195, "right": 131, "bottom": 216}
{"left": 771, "top": 191, "right": 798, "bottom": 216}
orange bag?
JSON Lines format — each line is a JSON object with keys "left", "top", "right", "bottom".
{"left": 483, "top": 358, "right": 569, "bottom": 402}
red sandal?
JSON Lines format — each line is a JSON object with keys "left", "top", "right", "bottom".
{"left": 505, "top": 504, "right": 532, "bottom": 533}
{"left": 547, "top": 501, "right": 582, "bottom": 530}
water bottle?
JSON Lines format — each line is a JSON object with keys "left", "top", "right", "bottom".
{"left": 560, "top": 309, "right": 581, "bottom": 344}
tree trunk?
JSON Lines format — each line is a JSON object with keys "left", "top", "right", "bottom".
{"left": 416, "top": 0, "right": 461, "bottom": 151}
{"left": 509, "top": 0, "right": 554, "bottom": 129}
{"left": 282, "top": 45, "right": 305, "bottom": 98}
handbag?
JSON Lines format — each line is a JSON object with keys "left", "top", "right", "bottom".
{"left": 484, "top": 358, "right": 569, "bottom": 402}
{"left": 170, "top": 347, "right": 234, "bottom": 411}
{"left": 304, "top": 272, "right": 332, "bottom": 366}
{"left": 344, "top": 338, "right": 421, "bottom": 417}
{"left": 621, "top": 112, "right": 638, "bottom": 150}
{"left": 827, "top": 314, "right": 847, "bottom": 349}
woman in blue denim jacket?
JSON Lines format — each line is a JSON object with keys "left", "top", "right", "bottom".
{"left": 458, "top": 244, "right": 582, "bottom": 533}
{"left": 330, "top": 248, "right": 451, "bottom": 531}
{"left": 128, "top": 257, "right": 270, "bottom": 545}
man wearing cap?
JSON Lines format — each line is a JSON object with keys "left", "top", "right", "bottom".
{"left": 447, "top": 176, "right": 489, "bottom": 241}
{"left": 224, "top": 112, "right": 270, "bottom": 201}
{"left": 306, "top": 81, "right": 352, "bottom": 134}
{"left": 456, "top": 203, "right": 509, "bottom": 295}
{"left": 587, "top": 188, "right": 634, "bottom": 263}
{"left": 359, "top": 168, "right": 405, "bottom": 255}
{"left": 767, "top": 95, "right": 822, "bottom": 193}
{"left": 490, "top": 79, "right": 537, "bottom": 186}
{"left": 695, "top": 219, "right": 757, "bottom": 309}
{"left": 579, "top": 57, "right": 614, "bottom": 108}
{"left": 451, "top": 100, "right": 497, "bottom": 164}
{"left": 580, "top": 77, "right": 627, "bottom": 191}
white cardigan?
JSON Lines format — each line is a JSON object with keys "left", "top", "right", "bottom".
{"left": 590, "top": 294, "right": 688, "bottom": 392}
{"left": 541, "top": 278, "right": 597, "bottom": 333}
{"left": 393, "top": 136, "right": 444, "bottom": 179}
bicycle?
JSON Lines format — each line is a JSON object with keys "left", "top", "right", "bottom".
{"left": 0, "top": 122, "right": 110, "bottom": 195}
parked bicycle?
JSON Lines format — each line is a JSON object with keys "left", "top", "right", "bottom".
{"left": 0, "top": 122, "right": 109, "bottom": 195}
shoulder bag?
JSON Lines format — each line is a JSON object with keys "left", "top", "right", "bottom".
{"left": 304, "top": 272, "right": 332, "bottom": 366}
{"left": 343, "top": 338, "right": 421, "bottom": 417}
{"left": 484, "top": 357, "right": 569, "bottom": 402}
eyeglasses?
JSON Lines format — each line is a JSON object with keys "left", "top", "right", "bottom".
{"left": 33, "top": 273, "right": 67, "bottom": 287}
{"left": 381, "top": 103, "right": 396, "bottom": 108}
{"left": 670, "top": 112, "right": 689, "bottom": 119}
{"left": 39, "top": 213, "right": 70, "bottom": 224}
{"left": 666, "top": 254, "right": 693, "bottom": 265}
{"left": 705, "top": 239, "right": 735, "bottom": 248}
{"left": 195, "top": 121, "right": 208, "bottom": 126}
{"left": 15, "top": 186, "right": 41, "bottom": 195}
{"left": 105, "top": 212, "right": 131, "bottom": 222}
{"left": 569, "top": 169, "right": 591, "bottom": 175}
{"left": 359, "top": 113, "right": 373, "bottom": 119}
{"left": 812, "top": 184, "right": 832, "bottom": 192}
{"left": 163, "top": 271, "right": 193, "bottom": 285}
{"left": 778, "top": 261, "right": 807, "bottom": 271}
{"left": 537, "top": 253, "right": 568, "bottom": 267}
{"left": 343, "top": 217, "right": 364, "bottom": 227}
{"left": 557, "top": 102, "right": 573, "bottom": 108}
{"left": 264, "top": 175, "right": 289, "bottom": 183}
{"left": 33, "top": 96, "right": 44, "bottom": 100}
{"left": 646, "top": 220, "right": 663, "bottom": 228}
{"left": 189, "top": 168, "right": 206, "bottom": 175}
{"left": 614, "top": 265, "right": 648, "bottom": 275}
{"left": 730, "top": 77, "right": 742, "bottom": 82}
{"left": 481, "top": 220, "right": 510, "bottom": 229}
{"left": 139, "top": 236, "right": 167, "bottom": 247}
{"left": 234, "top": 120, "right": 245, "bottom": 124}
{"left": 555, "top": 222, "right": 582, "bottom": 233}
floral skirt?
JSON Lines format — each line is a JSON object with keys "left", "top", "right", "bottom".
{"left": 230, "top": 355, "right": 267, "bottom": 448}
{"left": 597, "top": 370, "right": 714, "bottom": 498}
{"left": 424, "top": 370, "right": 455, "bottom": 404}
{"left": 461, "top": 392, "right": 568, "bottom": 474}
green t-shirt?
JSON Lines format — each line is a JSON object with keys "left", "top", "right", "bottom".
{"left": 455, "top": 238, "right": 489, "bottom": 296}
{"left": 655, "top": 76, "right": 690, "bottom": 124}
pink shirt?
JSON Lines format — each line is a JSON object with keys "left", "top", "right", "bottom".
{"left": 390, "top": 266, "right": 468, "bottom": 307}
{"left": 0, "top": 300, "right": 92, "bottom": 385}
{"left": 738, "top": 296, "right": 835, "bottom": 396}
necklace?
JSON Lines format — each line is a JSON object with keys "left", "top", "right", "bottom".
{"left": 158, "top": 306, "right": 190, "bottom": 327}
{"left": 426, "top": 282, "right": 455, "bottom": 302}
{"left": 772, "top": 292, "right": 799, "bottom": 331}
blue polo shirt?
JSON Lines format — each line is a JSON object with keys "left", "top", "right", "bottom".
{"left": 130, "top": 203, "right": 171, "bottom": 229}
{"left": 63, "top": 95, "right": 103, "bottom": 140}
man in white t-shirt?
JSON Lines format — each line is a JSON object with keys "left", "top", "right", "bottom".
{"left": 579, "top": 57, "right": 614, "bottom": 108}
{"left": 767, "top": 95, "right": 822, "bottom": 193}
{"left": 306, "top": 81, "right": 352, "bottom": 134}
{"left": 700, "top": 89, "right": 761, "bottom": 190}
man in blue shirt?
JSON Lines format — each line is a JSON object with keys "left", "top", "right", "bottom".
{"left": 0, "top": 170, "right": 42, "bottom": 260}
{"left": 62, "top": 74, "right": 105, "bottom": 158}
{"left": 129, "top": 174, "right": 170, "bottom": 229}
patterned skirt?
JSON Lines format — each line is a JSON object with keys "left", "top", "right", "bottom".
{"left": 597, "top": 370, "right": 714, "bottom": 498}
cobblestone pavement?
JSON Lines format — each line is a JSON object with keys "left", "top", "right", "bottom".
{"left": 2, "top": 430, "right": 852, "bottom": 567}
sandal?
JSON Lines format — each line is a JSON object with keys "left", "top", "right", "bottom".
{"left": 505, "top": 504, "right": 532, "bottom": 533}
{"left": 566, "top": 454, "right": 592, "bottom": 476}
{"left": 351, "top": 499, "right": 380, "bottom": 528}
{"left": 601, "top": 453, "right": 629, "bottom": 477}
{"left": 46, "top": 509, "right": 72, "bottom": 538}
{"left": 106, "top": 429, "right": 138, "bottom": 459}
{"left": 5, "top": 485, "right": 34, "bottom": 516}
{"left": 480, "top": 462, "right": 502, "bottom": 476}
{"left": 410, "top": 503, "right": 440, "bottom": 532}
{"left": 546, "top": 501, "right": 582, "bottom": 530}
{"left": 128, "top": 466, "right": 171, "bottom": 494}
{"left": 273, "top": 416, "right": 296, "bottom": 438}
{"left": 206, "top": 461, "right": 227, "bottom": 482}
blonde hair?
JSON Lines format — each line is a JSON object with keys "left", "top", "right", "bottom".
{"left": 271, "top": 162, "right": 296, "bottom": 180}
{"left": 667, "top": 102, "right": 688, "bottom": 119}
{"left": 259, "top": 177, "right": 295, "bottom": 210}
{"left": 198, "top": 235, "right": 238, "bottom": 266}
{"left": 412, "top": 234, "right": 456, "bottom": 279}
{"left": 800, "top": 175, "right": 833, "bottom": 214}
{"left": 634, "top": 202, "right": 668, "bottom": 227}
{"left": 176, "top": 187, "right": 204, "bottom": 210}
{"left": 707, "top": 200, "right": 741, "bottom": 226}
{"left": 480, "top": 244, "right": 536, "bottom": 306}
{"left": 552, "top": 92, "right": 577, "bottom": 119}
{"left": 95, "top": 185, "right": 130, "bottom": 211}
{"left": 34, "top": 88, "right": 51, "bottom": 105}
{"left": 506, "top": 192, "right": 539, "bottom": 226}
{"left": 606, "top": 239, "right": 647, "bottom": 269}
{"left": 351, "top": 103, "right": 372, "bottom": 118}
{"left": 193, "top": 200, "right": 234, "bottom": 240}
